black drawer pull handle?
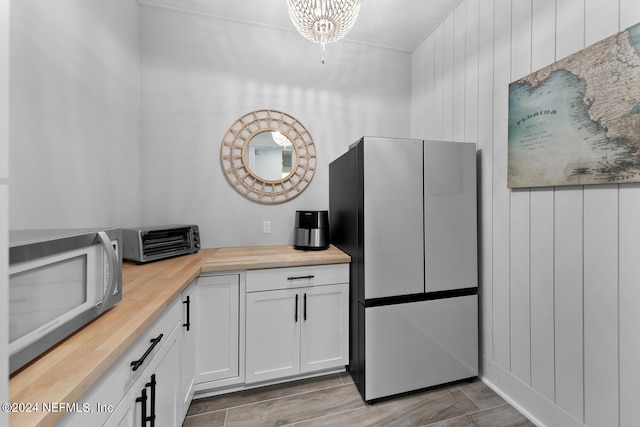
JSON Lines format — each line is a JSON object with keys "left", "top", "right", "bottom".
{"left": 135, "top": 388, "right": 147, "bottom": 425}
{"left": 147, "top": 374, "right": 156, "bottom": 427}
{"left": 183, "top": 295, "right": 191, "bottom": 331}
{"left": 131, "top": 334, "right": 163, "bottom": 371}
{"left": 287, "top": 275, "right": 315, "bottom": 280}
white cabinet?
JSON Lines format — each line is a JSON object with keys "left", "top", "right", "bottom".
{"left": 179, "top": 281, "right": 196, "bottom": 421}
{"left": 107, "top": 320, "right": 180, "bottom": 427}
{"left": 134, "top": 324, "right": 180, "bottom": 427}
{"left": 56, "top": 260, "right": 348, "bottom": 426}
{"left": 103, "top": 396, "right": 134, "bottom": 427}
{"left": 246, "top": 289, "right": 300, "bottom": 382}
{"left": 58, "top": 299, "right": 182, "bottom": 427}
{"left": 300, "top": 284, "right": 349, "bottom": 373}
{"left": 245, "top": 264, "right": 349, "bottom": 384}
{"left": 194, "top": 273, "right": 243, "bottom": 390}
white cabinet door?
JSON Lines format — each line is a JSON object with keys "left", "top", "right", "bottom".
{"left": 300, "top": 284, "right": 349, "bottom": 373}
{"left": 245, "top": 289, "right": 300, "bottom": 383}
{"left": 103, "top": 390, "right": 134, "bottom": 427}
{"left": 179, "top": 282, "right": 196, "bottom": 420}
{"left": 195, "top": 274, "right": 240, "bottom": 385}
{"left": 154, "top": 328, "right": 180, "bottom": 427}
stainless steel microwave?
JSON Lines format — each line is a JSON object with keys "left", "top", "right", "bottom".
{"left": 9, "top": 228, "right": 122, "bottom": 374}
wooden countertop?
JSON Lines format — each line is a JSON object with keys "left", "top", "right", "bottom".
{"left": 202, "top": 244, "right": 350, "bottom": 272}
{"left": 8, "top": 245, "right": 349, "bottom": 427}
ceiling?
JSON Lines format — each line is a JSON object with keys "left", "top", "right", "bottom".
{"left": 139, "top": 0, "right": 462, "bottom": 52}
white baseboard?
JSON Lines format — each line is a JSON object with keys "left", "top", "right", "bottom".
{"left": 480, "top": 355, "right": 585, "bottom": 427}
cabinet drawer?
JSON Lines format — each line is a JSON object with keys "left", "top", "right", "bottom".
{"left": 122, "top": 298, "right": 181, "bottom": 383}
{"left": 57, "top": 298, "right": 181, "bottom": 427}
{"left": 246, "top": 263, "right": 349, "bottom": 292}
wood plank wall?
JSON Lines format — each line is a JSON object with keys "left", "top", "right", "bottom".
{"left": 411, "top": 1, "right": 640, "bottom": 426}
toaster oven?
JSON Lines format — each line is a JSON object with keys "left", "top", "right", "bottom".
{"left": 122, "top": 224, "right": 200, "bottom": 263}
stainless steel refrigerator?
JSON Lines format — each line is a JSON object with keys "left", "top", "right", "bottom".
{"left": 329, "top": 137, "right": 478, "bottom": 402}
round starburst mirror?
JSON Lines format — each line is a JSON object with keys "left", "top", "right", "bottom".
{"left": 221, "top": 110, "right": 317, "bottom": 204}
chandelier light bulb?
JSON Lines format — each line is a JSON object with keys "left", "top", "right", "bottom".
{"left": 287, "top": 0, "right": 361, "bottom": 64}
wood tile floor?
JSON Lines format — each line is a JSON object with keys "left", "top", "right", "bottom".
{"left": 183, "top": 372, "right": 536, "bottom": 427}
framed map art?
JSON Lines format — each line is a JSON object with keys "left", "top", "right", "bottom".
{"left": 508, "top": 22, "right": 640, "bottom": 188}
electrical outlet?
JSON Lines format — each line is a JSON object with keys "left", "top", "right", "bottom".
{"left": 263, "top": 221, "right": 271, "bottom": 234}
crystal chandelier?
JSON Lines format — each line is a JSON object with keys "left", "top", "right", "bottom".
{"left": 271, "top": 131, "right": 292, "bottom": 147}
{"left": 287, "top": 0, "right": 361, "bottom": 64}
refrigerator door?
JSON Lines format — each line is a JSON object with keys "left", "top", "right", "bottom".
{"left": 424, "top": 141, "right": 478, "bottom": 292}
{"left": 363, "top": 137, "right": 424, "bottom": 299}
{"left": 364, "top": 295, "right": 478, "bottom": 401}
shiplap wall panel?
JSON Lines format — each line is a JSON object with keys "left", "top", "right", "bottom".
{"left": 509, "top": 189, "right": 530, "bottom": 385}
{"left": 554, "top": 186, "right": 585, "bottom": 422}
{"left": 531, "top": 0, "right": 556, "bottom": 69}
{"left": 619, "top": 184, "right": 640, "bottom": 427}
{"left": 554, "top": 0, "right": 585, "bottom": 422}
{"left": 442, "top": 14, "right": 455, "bottom": 141}
{"left": 433, "top": 25, "right": 444, "bottom": 140}
{"left": 453, "top": 3, "right": 466, "bottom": 143}
{"left": 492, "top": 0, "right": 512, "bottom": 371}
{"left": 411, "top": 44, "right": 419, "bottom": 138}
{"left": 510, "top": 0, "right": 532, "bottom": 81}
{"left": 464, "top": 0, "right": 478, "bottom": 144}
{"left": 508, "top": 0, "right": 532, "bottom": 387}
{"left": 621, "top": 0, "right": 640, "bottom": 28}
{"left": 529, "top": 188, "right": 555, "bottom": 401}
{"left": 529, "top": 0, "right": 557, "bottom": 404}
{"left": 425, "top": 36, "right": 435, "bottom": 141}
{"left": 412, "top": 41, "right": 426, "bottom": 138}
{"left": 476, "top": 0, "right": 494, "bottom": 362}
{"left": 583, "top": 185, "right": 619, "bottom": 427}
{"left": 585, "top": 0, "right": 620, "bottom": 45}
{"left": 556, "top": 0, "right": 586, "bottom": 58}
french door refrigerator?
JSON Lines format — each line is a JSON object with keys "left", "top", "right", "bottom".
{"left": 329, "top": 137, "right": 478, "bottom": 402}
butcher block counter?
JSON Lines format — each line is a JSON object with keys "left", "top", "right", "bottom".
{"left": 201, "top": 244, "right": 350, "bottom": 272}
{"left": 9, "top": 245, "right": 350, "bottom": 427}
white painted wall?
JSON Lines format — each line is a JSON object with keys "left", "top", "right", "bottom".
{"left": 0, "top": 0, "right": 9, "bottom": 422}
{"left": 140, "top": 4, "right": 411, "bottom": 247}
{"left": 9, "top": 0, "right": 141, "bottom": 230}
{"left": 411, "top": 1, "right": 640, "bottom": 426}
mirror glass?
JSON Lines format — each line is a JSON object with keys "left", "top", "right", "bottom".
{"left": 221, "top": 109, "right": 316, "bottom": 204}
{"left": 245, "top": 131, "right": 298, "bottom": 181}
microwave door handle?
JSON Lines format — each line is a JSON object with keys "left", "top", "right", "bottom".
{"left": 96, "top": 231, "right": 121, "bottom": 315}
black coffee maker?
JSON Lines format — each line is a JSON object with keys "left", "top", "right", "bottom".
{"left": 293, "top": 210, "right": 330, "bottom": 250}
